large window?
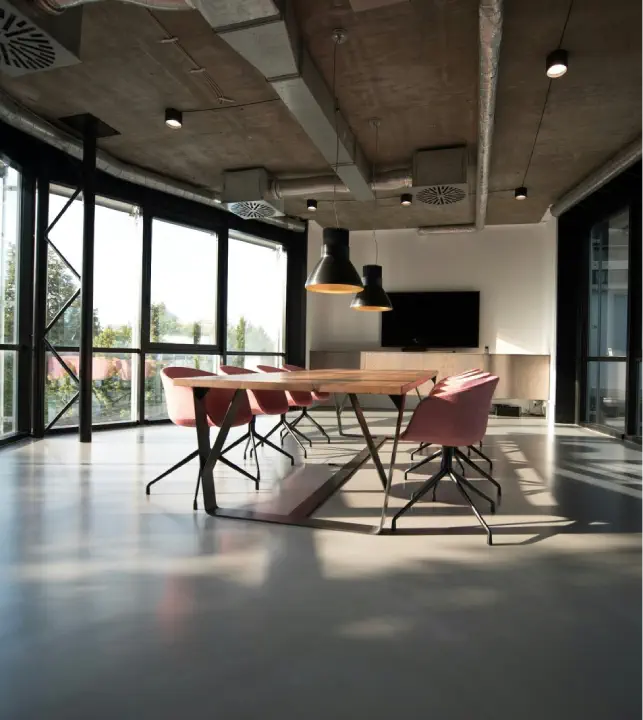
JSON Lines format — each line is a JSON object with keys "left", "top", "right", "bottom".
{"left": 150, "top": 219, "right": 218, "bottom": 345}
{"left": 226, "top": 232, "right": 286, "bottom": 368}
{"left": 0, "top": 162, "right": 20, "bottom": 437}
{"left": 46, "top": 189, "right": 142, "bottom": 428}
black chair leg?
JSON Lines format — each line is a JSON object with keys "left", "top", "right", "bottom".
{"left": 254, "top": 429, "right": 295, "bottom": 465}
{"left": 404, "top": 449, "right": 441, "bottom": 479}
{"left": 410, "top": 442, "right": 430, "bottom": 460}
{"left": 391, "top": 468, "right": 448, "bottom": 531}
{"left": 282, "top": 421, "right": 307, "bottom": 458}
{"left": 146, "top": 449, "right": 200, "bottom": 495}
{"left": 302, "top": 408, "right": 331, "bottom": 443}
{"left": 193, "top": 468, "right": 201, "bottom": 511}
{"left": 448, "top": 471, "right": 493, "bottom": 545}
{"left": 469, "top": 443, "right": 493, "bottom": 472}
{"left": 455, "top": 448, "right": 501, "bottom": 501}
{"left": 289, "top": 422, "right": 313, "bottom": 447}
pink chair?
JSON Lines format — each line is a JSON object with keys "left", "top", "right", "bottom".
{"left": 281, "top": 364, "right": 330, "bottom": 442}
{"left": 145, "top": 367, "right": 258, "bottom": 510}
{"left": 391, "top": 374, "right": 500, "bottom": 544}
{"left": 407, "top": 369, "right": 493, "bottom": 476}
{"left": 220, "top": 365, "right": 296, "bottom": 465}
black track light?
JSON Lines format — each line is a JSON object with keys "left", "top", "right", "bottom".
{"left": 165, "top": 108, "right": 182, "bottom": 129}
{"left": 515, "top": 186, "right": 528, "bottom": 200}
{"left": 306, "top": 198, "right": 318, "bottom": 211}
{"left": 546, "top": 49, "right": 568, "bottom": 78}
{"left": 400, "top": 193, "right": 413, "bottom": 206}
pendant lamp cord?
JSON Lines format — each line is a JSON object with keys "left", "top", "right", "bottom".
{"left": 332, "top": 38, "right": 340, "bottom": 229}
{"left": 371, "top": 119, "right": 380, "bottom": 265}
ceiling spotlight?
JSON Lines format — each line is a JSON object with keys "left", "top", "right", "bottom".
{"left": 306, "top": 198, "right": 318, "bottom": 212}
{"left": 515, "top": 186, "right": 528, "bottom": 200}
{"left": 164, "top": 108, "right": 182, "bottom": 129}
{"left": 546, "top": 49, "right": 568, "bottom": 78}
{"left": 400, "top": 193, "right": 413, "bottom": 206}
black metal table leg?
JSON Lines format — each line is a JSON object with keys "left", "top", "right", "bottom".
{"left": 379, "top": 394, "right": 407, "bottom": 533}
{"left": 335, "top": 393, "right": 363, "bottom": 438}
{"left": 194, "top": 388, "right": 245, "bottom": 514}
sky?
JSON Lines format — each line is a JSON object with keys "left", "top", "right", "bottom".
{"left": 44, "top": 192, "right": 287, "bottom": 350}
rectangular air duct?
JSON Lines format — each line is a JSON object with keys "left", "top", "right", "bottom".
{"left": 411, "top": 146, "right": 469, "bottom": 207}
{"left": 222, "top": 168, "right": 285, "bottom": 220}
{"left": 0, "top": 0, "right": 81, "bottom": 77}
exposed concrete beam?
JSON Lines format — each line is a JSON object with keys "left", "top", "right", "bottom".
{"left": 197, "top": 1, "right": 374, "bottom": 200}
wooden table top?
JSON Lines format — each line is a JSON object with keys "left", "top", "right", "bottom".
{"left": 172, "top": 369, "right": 438, "bottom": 396}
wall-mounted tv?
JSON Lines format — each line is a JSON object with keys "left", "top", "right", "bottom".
{"left": 381, "top": 291, "right": 480, "bottom": 349}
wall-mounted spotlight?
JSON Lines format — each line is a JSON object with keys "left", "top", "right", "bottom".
{"left": 306, "top": 198, "right": 318, "bottom": 211}
{"left": 165, "top": 108, "right": 183, "bottom": 129}
{"left": 546, "top": 49, "right": 568, "bottom": 78}
{"left": 514, "top": 186, "right": 528, "bottom": 200}
{"left": 400, "top": 193, "right": 413, "bottom": 206}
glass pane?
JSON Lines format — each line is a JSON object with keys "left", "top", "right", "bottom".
{"left": 586, "top": 360, "right": 627, "bottom": 433}
{"left": 45, "top": 351, "right": 79, "bottom": 428}
{"left": 636, "top": 360, "right": 642, "bottom": 439}
{"left": 588, "top": 209, "right": 629, "bottom": 358}
{"left": 92, "top": 353, "right": 138, "bottom": 424}
{"left": 48, "top": 191, "right": 83, "bottom": 347}
{"left": 93, "top": 205, "right": 142, "bottom": 349}
{"left": 227, "top": 234, "right": 286, "bottom": 353}
{"left": 150, "top": 219, "right": 217, "bottom": 345}
{"left": 144, "top": 353, "right": 221, "bottom": 420}
{"left": 0, "top": 350, "right": 17, "bottom": 436}
{"left": 0, "top": 164, "right": 20, "bottom": 344}
{"left": 224, "top": 354, "right": 285, "bottom": 371}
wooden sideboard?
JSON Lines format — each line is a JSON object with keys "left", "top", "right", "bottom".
{"left": 309, "top": 350, "right": 550, "bottom": 401}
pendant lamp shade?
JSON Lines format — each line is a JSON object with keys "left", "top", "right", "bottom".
{"left": 350, "top": 265, "right": 392, "bottom": 311}
{"left": 305, "top": 227, "right": 363, "bottom": 294}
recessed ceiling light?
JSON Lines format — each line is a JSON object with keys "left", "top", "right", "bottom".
{"left": 515, "top": 186, "right": 528, "bottom": 200}
{"left": 546, "top": 49, "right": 568, "bottom": 78}
{"left": 306, "top": 198, "right": 318, "bottom": 211}
{"left": 164, "top": 108, "right": 182, "bottom": 129}
{"left": 400, "top": 193, "right": 413, "bottom": 206}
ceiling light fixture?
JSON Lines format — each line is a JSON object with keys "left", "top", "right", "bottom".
{"left": 546, "top": 49, "right": 568, "bottom": 78}
{"left": 515, "top": 186, "right": 528, "bottom": 200}
{"left": 306, "top": 227, "right": 363, "bottom": 293}
{"left": 305, "top": 29, "right": 362, "bottom": 295}
{"left": 306, "top": 198, "right": 318, "bottom": 211}
{"left": 351, "top": 118, "right": 392, "bottom": 312}
{"left": 401, "top": 193, "right": 413, "bottom": 206}
{"left": 164, "top": 108, "right": 182, "bottom": 129}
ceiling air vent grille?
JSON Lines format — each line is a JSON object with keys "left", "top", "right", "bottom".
{"left": 0, "top": 1, "right": 80, "bottom": 77}
{"left": 228, "top": 200, "right": 278, "bottom": 219}
{"left": 416, "top": 185, "right": 466, "bottom": 206}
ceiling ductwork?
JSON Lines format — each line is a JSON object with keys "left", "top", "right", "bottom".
{"left": 0, "top": 88, "right": 306, "bottom": 231}
{"left": 31, "top": 0, "right": 375, "bottom": 201}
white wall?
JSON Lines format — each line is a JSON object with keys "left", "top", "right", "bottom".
{"left": 307, "top": 220, "right": 557, "bottom": 359}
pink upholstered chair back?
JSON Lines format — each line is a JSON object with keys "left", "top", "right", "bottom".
{"left": 282, "top": 364, "right": 331, "bottom": 401}
{"left": 220, "top": 365, "right": 289, "bottom": 416}
{"left": 403, "top": 374, "right": 499, "bottom": 447}
{"left": 160, "top": 367, "right": 252, "bottom": 429}
{"left": 257, "top": 365, "right": 313, "bottom": 408}
{"left": 430, "top": 368, "right": 485, "bottom": 395}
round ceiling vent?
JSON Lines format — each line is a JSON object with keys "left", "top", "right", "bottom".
{"left": 229, "top": 201, "right": 277, "bottom": 219}
{"left": 0, "top": 13, "right": 56, "bottom": 73}
{"left": 416, "top": 185, "right": 466, "bottom": 206}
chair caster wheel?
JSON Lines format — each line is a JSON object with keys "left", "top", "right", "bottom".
{"left": 193, "top": 502, "right": 198, "bottom": 511}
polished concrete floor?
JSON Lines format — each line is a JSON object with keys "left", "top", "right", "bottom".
{"left": 0, "top": 412, "right": 640, "bottom": 720}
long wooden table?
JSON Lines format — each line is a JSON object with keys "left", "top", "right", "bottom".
{"left": 173, "top": 369, "right": 437, "bottom": 533}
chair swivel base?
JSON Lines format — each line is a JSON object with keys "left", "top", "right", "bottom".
{"left": 289, "top": 407, "right": 331, "bottom": 443}
{"left": 391, "top": 447, "right": 499, "bottom": 545}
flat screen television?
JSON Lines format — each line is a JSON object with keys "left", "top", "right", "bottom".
{"left": 381, "top": 291, "right": 480, "bottom": 349}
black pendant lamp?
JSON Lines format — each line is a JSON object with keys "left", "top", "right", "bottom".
{"left": 351, "top": 265, "right": 392, "bottom": 311}
{"left": 306, "top": 227, "right": 363, "bottom": 294}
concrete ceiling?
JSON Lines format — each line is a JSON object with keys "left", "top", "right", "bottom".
{"left": 1, "top": 0, "right": 640, "bottom": 230}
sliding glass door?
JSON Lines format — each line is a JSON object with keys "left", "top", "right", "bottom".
{"left": 584, "top": 208, "right": 633, "bottom": 435}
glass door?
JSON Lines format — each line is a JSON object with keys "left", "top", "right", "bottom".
{"left": 585, "top": 208, "right": 630, "bottom": 434}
